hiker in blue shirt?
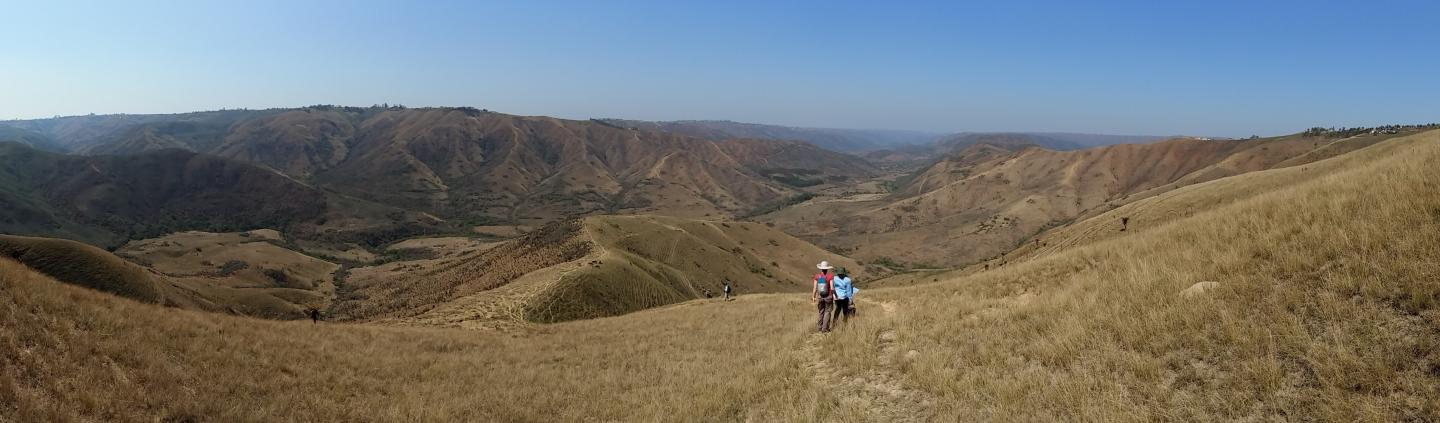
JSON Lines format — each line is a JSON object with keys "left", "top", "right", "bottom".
{"left": 831, "top": 267, "right": 856, "bottom": 324}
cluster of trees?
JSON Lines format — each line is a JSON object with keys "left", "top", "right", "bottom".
{"left": 741, "top": 193, "right": 815, "bottom": 218}
{"left": 450, "top": 106, "right": 490, "bottom": 116}
{"left": 1303, "top": 123, "right": 1440, "bottom": 138}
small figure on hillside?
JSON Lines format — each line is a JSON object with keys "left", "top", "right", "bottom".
{"left": 722, "top": 280, "right": 733, "bottom": 301}
{"left": 832, "top": 267, "right": 857, "bottom": 324}
{"left": 812, "top": 261, "right": 837, "bottom": 332}
{"left": 1120, "top": 217, "right": 1131, "bottom": 232}
{"left": 308, "top": 308, "right": 322, "bottom": 324}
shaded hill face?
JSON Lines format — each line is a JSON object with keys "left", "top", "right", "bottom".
{"left": 864, "top": 132, "right": 1171, "bottom": 165}
{"left": 0, "top": 142, "right": 438, "bottom": 249}
{"left": 938, "top": 133, "right": 1086, "bottom": 151}
{"left": 337, "top": 215, "right": 860, "bottom": 326}
{"left": 763, "top": 132, "right": 1396, "bottom": 267}
{"left": 6, "top": 108, "right": 877, "bottom": 224}
{"left": 0, "top": 143, "right": 325, "bottom": 247}
{"left": 315, "top": 109, "right": 797, "bottom": 222}
{"left": 715, "top": 138, "right": 880, "bottom": 188}
{"left": 211, "top": 110, "right": 357, "bottom": 178}
{"left": 599, "top": 118, "right": 940, "bottom": 152}
{"left": 2, "top": 110, "right": 269, "bottom": 152}
{"left": 0, "top": 126, "right": 63, "bottom": 152}
{"left": 0, "top": 234, "right": 165, "bottom": 302}
{"left": 0, "top": 234, "right": 331, "bottom": 318}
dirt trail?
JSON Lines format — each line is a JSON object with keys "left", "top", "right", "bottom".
{"left": 799, "top": 299, "right": 935, "bottom": 422}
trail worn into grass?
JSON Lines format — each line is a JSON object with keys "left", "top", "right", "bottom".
{"left": 799, "top": 299, "right": 935, "bottom": 422}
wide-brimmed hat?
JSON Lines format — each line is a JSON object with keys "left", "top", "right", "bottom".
{"left": 816, "top": 261, "right": 834, "bottom": 270}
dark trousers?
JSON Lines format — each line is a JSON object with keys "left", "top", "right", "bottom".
{"left": 832, "top": 298, "right": 853, "bottom": 324}
{"left": 817, "top": 299, "right": 835, "bottom": 332}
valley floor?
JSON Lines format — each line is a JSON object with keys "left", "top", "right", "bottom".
{"left": 4, "top": 131, "right": 1440, "bottom": 421}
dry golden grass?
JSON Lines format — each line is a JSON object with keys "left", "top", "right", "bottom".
{"left": 764, "top": 131, "right": 1412, "bottom": 268}
{"left": 1, "top": 232, "right": 337, "bottom": 320}
{"left": 1, "top": 265, "right": 847, "bottom": 422}
{"left": 2, "top": 130, "right": 1438, "bottom": 421}
{"left": 116, "top": 230, "right": 337, "bottom": 291}
{"left": 357, "top": 215, "right": 860, "bottom": 327}
{"left": 820, "top": 130, "right": 1440, "bottom": 420}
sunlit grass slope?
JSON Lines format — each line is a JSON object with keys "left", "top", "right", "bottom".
{"left": 821, "top": 129, "right": 1440, "bottom": 420}
{"left": 2, "top": 130, "right": 1438, "bottom": 421}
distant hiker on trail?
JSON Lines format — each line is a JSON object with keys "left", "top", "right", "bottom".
{"left": 722, "top": 280, "right": 732, "bottom": 300}
{"left": 832, "top": 267, "right": 856, "bottom": 323}
{"left": 308, "top": 308, "right": 321, "bottom": 324}
{"left": 812, "top": 261, "right": 837, "bottom": 332}
{"left": 1120, "top": 217, "right": 1130, "bottom": 232}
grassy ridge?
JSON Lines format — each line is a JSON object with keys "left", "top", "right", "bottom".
{"left": 820, "top": 130, "right": 1440, "bottom": 420}
{"left": 0, "top": 235, "right": 164, "bottom": 303}
{"left": 2, "top": 130, "right": 1439, "bottom": 420}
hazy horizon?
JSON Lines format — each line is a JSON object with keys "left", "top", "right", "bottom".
{"left": 4, "top": 1, "right": 1437, "bottom": 137}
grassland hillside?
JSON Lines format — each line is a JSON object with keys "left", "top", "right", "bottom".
{"left": 0, "top": 126, "right": 62, "bottom": 152}
{"left": 599, "top": 118, "right": 941, "bottom": 152}
{"left": 337, "top": 215, "right": 860, "bottom": 326}
{"left": 0, "top": 109, "right": 269, "bottom": 152}
{"left": 0, "top": 234, "right": 166, "bottom": 302}
{"left": 5, "top": 107, "right": 882, "bottom": 225}
{"left": 715, "top": 138, "right": 881, "bottom": 188}
{"left": 762, "top": 130, "right": 1415, "bottom": 267}
{"left": 0, "top": 233, "right": 330, "bottom": 319}
{"left": 2, "top": 129, "right": 1436, "bottom": 421}
{"left": 115, "top": 230, "right": 339, "bottom": 296}
{"left": 0, "top": 142, "right": 443, "bottom": 249}
{"left": 313, "top": 108, "right": 800, "bottom": 222}
{"left": 862, "top": 132, "right": 1170, "bottom": 165}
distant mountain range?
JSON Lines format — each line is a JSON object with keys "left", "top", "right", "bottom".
{"left": 862, "top": 132, "right": 1175, "bottom": 164}
{"left": 597, "top": 118, "right": 1174, "bottom": 164}
{"left": 0, "top": 107, "right": 877, "bottom": 248}
{"left": 597, "top": 118, "right": 943, "bottom": 152}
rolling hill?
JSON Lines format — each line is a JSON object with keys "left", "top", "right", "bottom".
{"left": 0, "top": 142, "right": 441, "bottom": 249}
{"left": 0, "top": 233, "right": 333, "bottom": 318}
{"left": 760, "top": 130, "right": 1410, "bottom": 267}
{"left": 335, "top": 215, "right": 861, "bottom": 326}
{"left": 0, "top": 126, "right": 63, "bottom": 152}
{"left": 598, "top": 118, "right": 941, "bottom": 152}
{"left": 862, "top": 132, "right": 1172, "bottom": 165}
{"left": 4, "top": 107, "right": 880, "bottom": 226}
{"left": 2, "top": 128, "right": 1437, "bottom": 421}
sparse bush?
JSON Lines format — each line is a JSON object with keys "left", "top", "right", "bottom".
{"left": 217, "top": 260, "right": 249, "bottom": 276}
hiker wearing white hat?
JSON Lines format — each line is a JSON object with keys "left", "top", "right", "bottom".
{"left": 811, "top": 261, "right": 837, "bottom": 332}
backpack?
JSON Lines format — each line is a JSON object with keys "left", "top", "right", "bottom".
{"left": 815, "top": 274, "right": 834, "bottom": 296}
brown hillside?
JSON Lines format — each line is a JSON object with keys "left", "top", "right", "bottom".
{"left": 337, "top": 215, "right": 859, "bottom": 327}
{"left": 212, "top": 109, "right": 357, "bottom": 178}
{"left": 0, "top": 142, "right": 443, "bottom": 249}
{"left": 0, "top": 234, "right": 165, "bottom": 302}
{"left": 13, "top": 107, "right": 885, "bottom": 225}
{"left": 314, "top": 109, "right": 797, "bottom": 222}
{"left": 716, "top": 138, "right": 880, "bottom": 187}
{"left": 3, "top": 130, "right": 1438, "bottom": 421}
{"left": 763, "top": 131, "right": 1411, "bottom": 267}
{"left": 0, "top": 234, "right": 329, "bottom": 318}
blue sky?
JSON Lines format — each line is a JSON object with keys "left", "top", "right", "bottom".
{"left": 2, "top": 0, "right": 1437, "bottom": 136}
